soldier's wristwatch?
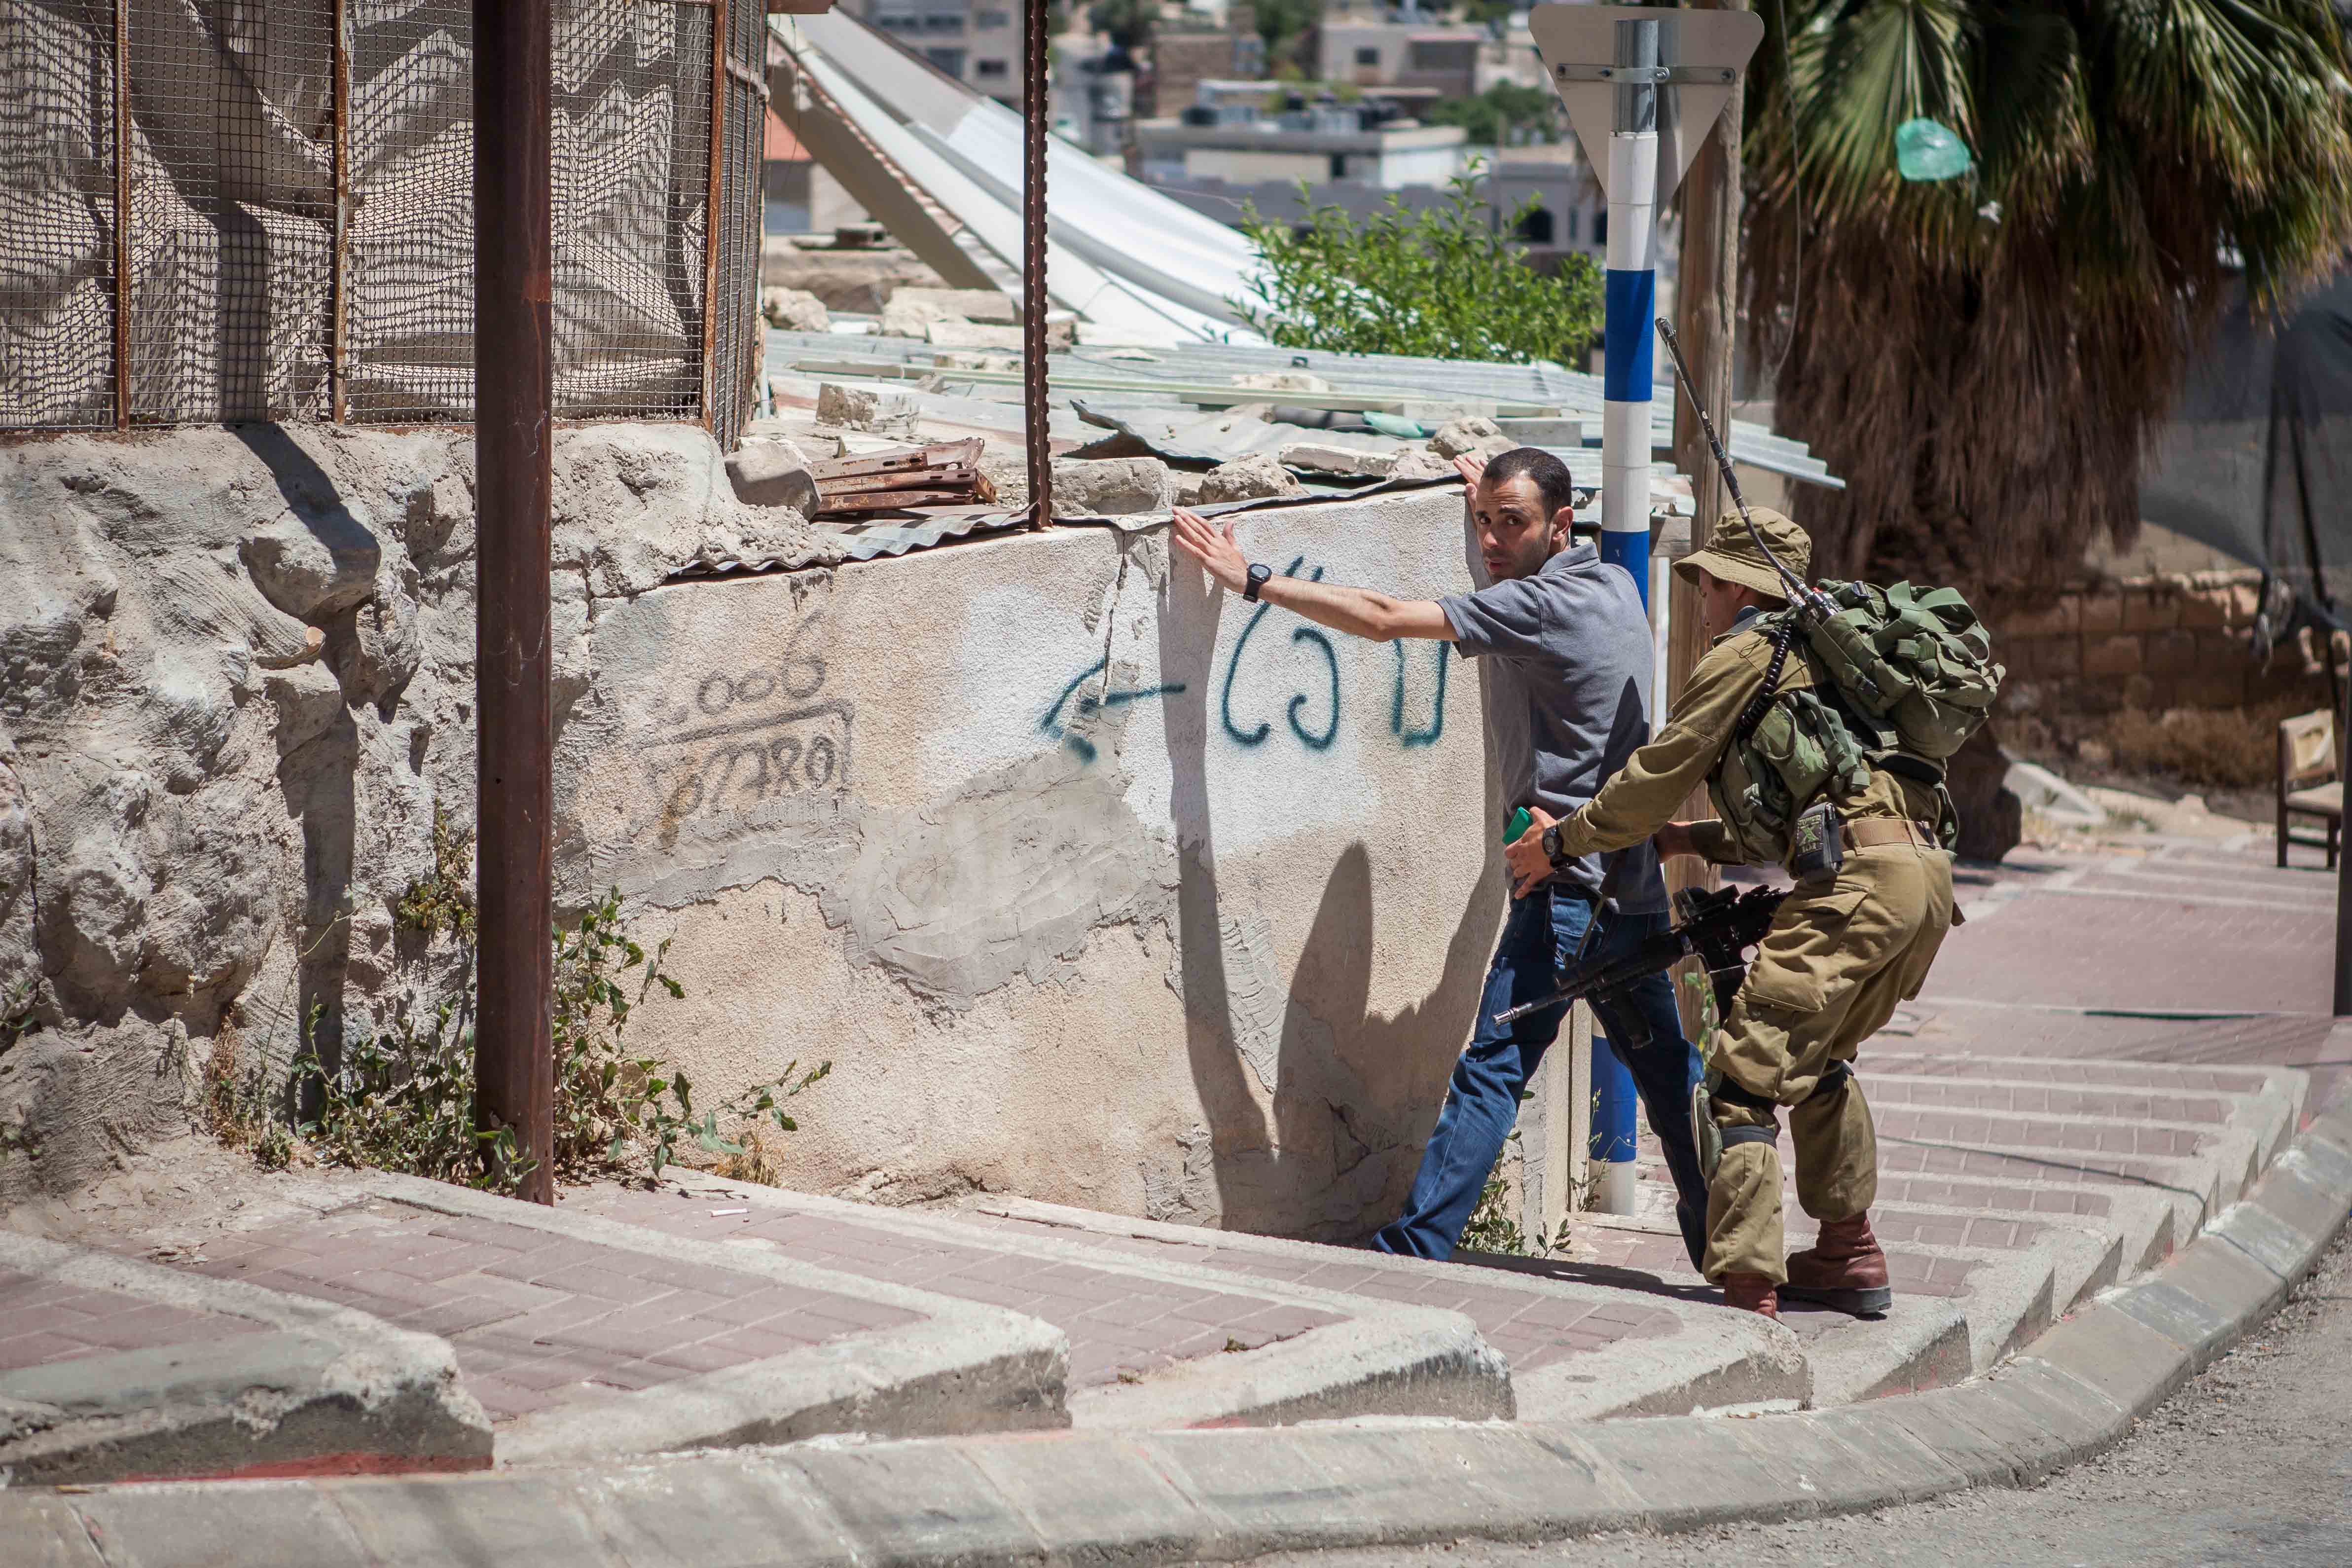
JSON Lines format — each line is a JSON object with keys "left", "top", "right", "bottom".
{"left": 1541, "top": 822, "right": 1568, "bottom": 868}
{"left": 1243, "top": 563, "right": 1272, "bottom": 602}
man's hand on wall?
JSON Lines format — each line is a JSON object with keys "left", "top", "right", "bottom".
{"left": 1505, "top": 805, "right": 1557, "bottom": 898}
{"left": 1453, "top": 453, "right": 1487, "bottom": 496}
{"left": 1171, "top": 508, "right": 1249, "bottom": 595}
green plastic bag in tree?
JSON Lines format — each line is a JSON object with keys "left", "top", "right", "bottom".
{"left": 1895, "top": 118, "right": 1973, "bottom": 182}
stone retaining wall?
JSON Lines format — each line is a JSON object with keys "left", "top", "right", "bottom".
{"left": 1990, "top": 570, "right": 2331, "bottom": 728}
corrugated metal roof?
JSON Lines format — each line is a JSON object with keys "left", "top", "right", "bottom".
{"left": 765, "top": 327, "right": 1842, "bottom": 489}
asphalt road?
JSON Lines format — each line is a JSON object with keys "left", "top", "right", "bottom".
{"left": 1240, "top": 1231, "right": 2352, "bottom": 1568}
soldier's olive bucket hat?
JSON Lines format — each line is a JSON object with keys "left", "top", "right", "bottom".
{"left": 1672, "top": 507, "right": 1812, "bottom": 602}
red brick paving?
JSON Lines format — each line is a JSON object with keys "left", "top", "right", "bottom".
{"left": 567, "top": 1187, "right": 1348, "bottom": 1388}
{"left": 150, "top": 1199, "right": 921, "bottom": 1422}
{"left": 0, "top": 1271, "right": 263, "bottom": 1370}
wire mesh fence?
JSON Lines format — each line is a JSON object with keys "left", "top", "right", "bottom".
{"left": 2, "top": 0, "right": 765, "bottom": 440}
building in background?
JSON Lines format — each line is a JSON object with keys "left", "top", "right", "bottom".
{"left": 837, "top": 0, "right": 1027, "bottom": 106}
{"left": 1135, "top": 82, "right": 1614, "bottom": 277}
{"left": 764, "top": 111, "right": 872, "bottom": 237}
{"left": 1311, "top": 8, "right": 1546, "bottom": 101}
{"left": 1136, "top": 94, "right": 1471, "bottom": 189}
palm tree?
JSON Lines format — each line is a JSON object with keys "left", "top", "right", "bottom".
{"left": 1739, "top": 0, "right": 2352, "bottom": 590}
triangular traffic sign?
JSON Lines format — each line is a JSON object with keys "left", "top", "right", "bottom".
{"left": 1528, "top": 5, "right": 1764, "bottom": 203}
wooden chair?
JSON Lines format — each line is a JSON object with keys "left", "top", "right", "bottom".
{"left": 2277, "top": 709, "right": 2342, "bottom": 868}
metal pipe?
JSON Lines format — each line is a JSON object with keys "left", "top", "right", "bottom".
{"left": 703, "top": 0, "right": 730, "bottom": 432}
{"left": 1021, "top": 0, "right": 1050, "bottom": 527}
{"left": 332, "top": 0, "right": 351, "bottom": 424}
{"left": 473, "top": 0, "right": 556, "bottom": 1203}
{"left": 114, "top": 0, "right": 130, "bottom": 428}
{"left": 1590, "top": 14, "right": 1663, "bottom": 1215}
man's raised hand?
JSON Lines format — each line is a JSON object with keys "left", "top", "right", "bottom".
{"left": 1171, "top": 507, "right": 1250, "bottom": 595}
{"left": 1453, "top": 453, "right": 1487, "bottom": 497}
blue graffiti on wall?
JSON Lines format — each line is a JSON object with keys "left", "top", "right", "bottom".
{"left": 1391, "top": 638, "right": 1447, "bottom": 747}
{"left": 1220, "top": 556, "right": 1449, "bottom": 754}
{"left": 1040, "top": 655, "right": 1187, "bottom": 763}
{"left": 1039, "top": 556, "right": 1453, "bottom": 764}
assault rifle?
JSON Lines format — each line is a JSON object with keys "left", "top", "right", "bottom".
{"left": 1490, "top": 884, "right": 1787, "bottom": 1041}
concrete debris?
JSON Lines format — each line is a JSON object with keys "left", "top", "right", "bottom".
{"left": 1429, "top": 416, "right": 1516, "bottom": 461}
{"left": 935, "top": 351, "right": 1020, "bottom": 372}
{"left": 816, "top": 382, "right": 920, "bottom": 436}
{"left": 1233, "top": 370, "right": 1333, "bottom": 394}
{"left": 888, "top": 287, "right": 1017, "bottom": 324}
{"left": 1389, "top": 449, "right": 1459, "bottom": 483}
{"left": 760, "top": 238, "right": 946, "bottom": 313}
{"left": 726, "top": 439, "right": 821, "bottom": 514}
{"left": 1196, "top": 452, "right": 1306, "bottom": 504}
{"left": 1276, "top": 442, "right": 1397, "bottom": 480}
{"left": 878, "top": 295, "right": 954, "bottom": 339}
{"left": 927, "top": 319, "right": 1026, "bottom": 352}
{"left": 759, "top": 287, "right": 832, "bottom": 333}
{"left": 977, "top": 447, "right": 1032, "bottom": 511}
{"left": 1049, "top": 457, "right": 1174, "bottom": 518}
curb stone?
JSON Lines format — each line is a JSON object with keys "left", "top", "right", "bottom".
{"left": 340, "top": 1173, "right": 1072, "bottom": 1461}
{"left": 0, "top": 1229, "right": 492, "bottom": 1487}
{"left": 630, "top": 1172, "right": 1517, "bottom": 1429}
{"left": 5, "top": 1068, "right": 2347, "bottom": 1561}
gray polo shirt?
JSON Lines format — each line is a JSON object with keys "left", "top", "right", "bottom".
{"left": 1440, "top": 539, "right": 1668, "bottom": 914}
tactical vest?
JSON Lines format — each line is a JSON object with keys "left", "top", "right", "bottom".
{"left": 1708, "top": 581, "right": 2005, "bottom": 866}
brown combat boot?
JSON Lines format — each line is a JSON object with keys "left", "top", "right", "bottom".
{"left": 1720, "top": 1273, "right": 1779, "bottom": 1319}
{"left": 1781, "top": 1214, "right": 1893, "bottom": 1316}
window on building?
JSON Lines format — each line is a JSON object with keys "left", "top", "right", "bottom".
{"left": 924, "top": 46, "right": 968, "bottom": 73}
{"left": 1515, "top": 208, "right": 1555, "bottom": 246}
{"left": 1593, "top": 211, "right": 1608, "bottom": 245}
{"left": 1329, "top": 153, "right": 1347, "bottom": 179}
{"left": 976, "top": 58, "right": 1009, "bottom": 78}
{"left": 976, "top": 8, "right": 1011, "bottom": 25}
{"left": 1408, "top": 40, "right": 1477, "bottom": 71}
{"left": 1567, "top": 208, "right": 1579, "bottom": 242}
{"left": 1354, "top": 46, "right": 1379, "bottom": 66}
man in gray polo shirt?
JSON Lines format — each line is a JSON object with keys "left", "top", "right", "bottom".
{"left": 1170, "top": 449, "right": 1708, "bottom": 1265}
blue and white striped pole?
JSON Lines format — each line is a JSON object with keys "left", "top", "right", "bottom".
{"left": 1590, "top": 15, "right": 1662, "bottom": 1218}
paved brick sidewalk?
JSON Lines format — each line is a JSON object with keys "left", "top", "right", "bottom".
{"left": 0, "top": 1271, "right": 263, "bottom": 1371}
{"left": 147, "top": 1195, "right": 922, "bottom": 1423}
{"left": 567, "top": 1186, "right": 1342, "bottom": 1389}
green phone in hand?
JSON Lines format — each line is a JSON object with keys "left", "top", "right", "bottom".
{"left": 1505, "top": 806, "right": 1532, "bottom": 845}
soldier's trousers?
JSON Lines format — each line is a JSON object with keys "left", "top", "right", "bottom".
{"left": 1703, "top": 840, "right": 1956, "bottom": 1283}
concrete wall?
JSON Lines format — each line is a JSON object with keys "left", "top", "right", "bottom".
{"left": 2, "top": 426, "right": 1512, "bottom": 1243}
{"left": 563, "top": 495, "right": 1508, "bottom": 1236}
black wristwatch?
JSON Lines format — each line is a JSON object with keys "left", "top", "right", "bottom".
{"left": 1541, "top": 822, "right": 1568, "bottom": 868}
{"left": 1243, "top": 562, "right": 1272, "bottom": 602}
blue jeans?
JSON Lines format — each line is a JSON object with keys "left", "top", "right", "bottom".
{"left": 1372, "top": 886, "right": 1708, "bottom": 1269}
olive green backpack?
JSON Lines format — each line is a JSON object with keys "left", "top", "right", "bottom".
{"left": 1723, "top": 580, "right": 2005, "bottom": 859}
{"left": 1804, "top": 580, "right": 2005, "bottom": 762}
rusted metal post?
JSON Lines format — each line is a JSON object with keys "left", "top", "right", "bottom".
{"left": 331, "top": 0, "right": 351, "bottom": 423}
{"left": 473, "top": 0, "right": 556, "bottom": 1203}
{"left": 703, "top": 0, "right": 730, "bottom": 430}
{"left": 1021, "top": 0, "right": 1050, "bottom": 526}
{"left": 114, "top": 0, "right": 131, "bottom": 428}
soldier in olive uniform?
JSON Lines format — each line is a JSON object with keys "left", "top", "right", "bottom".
{"left": 1527, "top": 510, "right": 1956, "bottom": 1318}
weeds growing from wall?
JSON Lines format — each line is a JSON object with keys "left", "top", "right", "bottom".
{"left": 222, "top": 813, "right": 830, "bottom": 1194}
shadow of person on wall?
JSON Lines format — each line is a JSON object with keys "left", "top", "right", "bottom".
{"left": 1153, "top": 491, "right": 1518, "bottom": 1243}
{"left": 1157, "top": 533, "right": 1275, "bottom": 1225}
